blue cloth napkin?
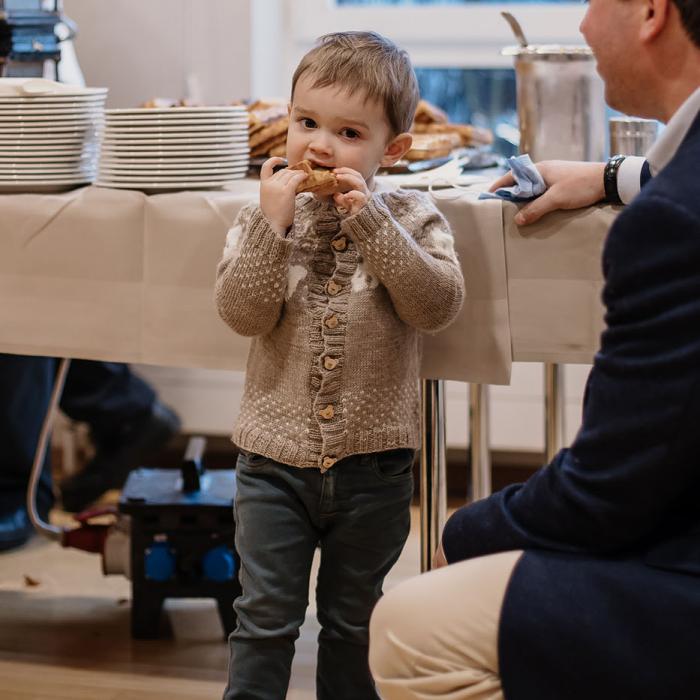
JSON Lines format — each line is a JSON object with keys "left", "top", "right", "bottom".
{"left": 479, "top": 154, "right": 546, "bottom": 202}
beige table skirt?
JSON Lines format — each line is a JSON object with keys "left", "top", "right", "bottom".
{"left": 0, "top": 181, "right": 618, "bottom": 385}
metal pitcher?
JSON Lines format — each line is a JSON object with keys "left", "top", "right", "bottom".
{"left": 503, "top": 45, "right": 606, "bottom": 162}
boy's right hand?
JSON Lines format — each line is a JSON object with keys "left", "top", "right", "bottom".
{"left": 260, "top": 157, "right": 308, "bottom": 236}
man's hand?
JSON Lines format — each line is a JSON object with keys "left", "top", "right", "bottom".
{"left": 332, "top": 167, "right": 370, "bottom": 216}
{"left": 259, "top": 157, "right": 308, "bottom": 235}
{"left": 432, "top": 542, "right": 448, "bottom": 569}
{"left": 489, "top": 160, "right": 606, "bottom": 226}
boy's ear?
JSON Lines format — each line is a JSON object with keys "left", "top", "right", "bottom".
{"left": 381, "top": 132, "right": 413, "bottom": 167}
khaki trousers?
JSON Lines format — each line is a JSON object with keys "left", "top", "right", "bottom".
{"left": 369, "top": 550, "right": 523, "bottom": 700}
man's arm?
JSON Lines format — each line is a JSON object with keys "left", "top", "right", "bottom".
{"left": 489, "top": 157, "right": 648, "bottom": 225}
{"left": 442, "top": 195, "right": 700, "bottom": 563}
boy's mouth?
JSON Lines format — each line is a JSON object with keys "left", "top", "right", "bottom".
{"left": 307, "top": 160, "right": 334, "bottom": 170}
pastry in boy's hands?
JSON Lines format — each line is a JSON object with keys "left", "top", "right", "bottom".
{"left": 290, "top": 160, "right": 343, "bottom": 196}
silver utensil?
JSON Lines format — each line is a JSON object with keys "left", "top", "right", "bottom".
{"left": 501, "top": 11, "right": 529, "bottom": 49}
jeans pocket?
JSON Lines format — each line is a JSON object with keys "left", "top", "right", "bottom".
{"left": 238, "top": 450, "right": 270, "bottom": 469}
{"left": 370, "top": 448, "right": 415, "bottom": 483}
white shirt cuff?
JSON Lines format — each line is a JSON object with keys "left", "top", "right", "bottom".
{"left": 617, "top": 156, "right": 646, "bottom": 205}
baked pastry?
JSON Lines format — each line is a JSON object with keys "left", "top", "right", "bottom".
{"left": 412, "top": 121, "right": 493, "bottom": 147}
{"left": 410, "top": 98, "right": 494, "bottom": 149}
{"left": 413, "top": 99, "right": 448, "bottom": 125}
{"left": 140, "top": 97, "right": 203, "bottom": 108}
{"left": 290, "top": 160, "right": 341, "bottom": 195}
{"left": 404, "top": 133, "right": 458, "bottom": 161}
{"left": 250, "top": 116, "right": 289, "bottom": 156}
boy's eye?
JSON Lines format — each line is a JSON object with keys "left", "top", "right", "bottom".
{"left": 342, "top": 128, "right": 360, "bottom": 139}
{"left": 301, "top": 118, "right": 316, "bottom": 129}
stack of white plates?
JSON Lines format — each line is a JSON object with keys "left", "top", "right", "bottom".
{"left": 97, "top": 106, "right": 250, "bottom": 191}
{"left": 0, "top": 78, "right": 107, "bottom": 193}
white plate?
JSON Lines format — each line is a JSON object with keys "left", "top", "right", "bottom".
{"left": 0, "top": 168, "right": 97, "bottom": 180}
{"left": 0, "top": 148, "right": 98, "bottom": 163}
{"left": 101, "top": 136, "right": 249, "bottom": 147}
{"left": 0, "top": 181, "right": 91, "bottom": 193}
{"left": 94, "top": 178, "right": 242, "bottom": 191}
{"left": 0, "top": 113, "right": 103, "bottom": 123}
{"left": 0, "top": 79, "right": 107, "bottom": 97}
{"left": 0, "top": 172, "right": 96, "bottom": 181}
{"left": 99, "top": 168, "right": 245, "bottom": 179}
{"left": 100, "top": 155, "right": 248, "bottom": 168}
{"left": 106, "top": 106, "right": 246, "bottom": 116}
{"left": 0, "top": 158, "right": 96, "bottom": 168}
{"left": 105, "top": 115, "right": 247, "bottom": 125}
{"left": 0, "top": 125, "right": 101, "bottom": 135}
{"left": 103, "top": 124, "right": 247, "bottom": 134}
{"left": 97, "top": 170, "right": 246, "bottom": 183}
{"left": 0, "top": 106, "right": 104, "bottom": 115}
{"left": 100, "top": 157, "right": 248, "bottom": 167}
{"left": 0, "top": 142, "right": 96, "bottom": 151}
{"left": 0, "top": 140, "right": 98, "bottom": 150}
{"left": 0, "top": 98, "right": 106, "bottom": 109}
{"left": 101, "top": 146, "right": 249, "bottom": 158}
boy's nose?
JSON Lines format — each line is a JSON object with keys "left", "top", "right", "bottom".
{"left": 309, "top": 133, "right": 332, "bottom": 157}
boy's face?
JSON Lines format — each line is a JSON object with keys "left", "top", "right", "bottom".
{"left": 287, "top": 75, "right": 409, "bottom": 189}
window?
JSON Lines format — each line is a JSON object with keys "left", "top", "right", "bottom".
{"left": 253, "top": 1, "right": 587, "bottom": 154}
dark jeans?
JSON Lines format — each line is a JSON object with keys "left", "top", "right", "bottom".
{"left": 224, "top": 448, "right": 415, "bottom": 700}
{"left": 0, "top": 354, "right": 155, "bottom": 513}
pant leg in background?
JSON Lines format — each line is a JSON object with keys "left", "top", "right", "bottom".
{"left": 59, "top": 360, "right": 155, "bottom": 445}
{"left": 0, "top": 353, "right": 179, "bottom": 524}
{"left": 58, "top": 360, "right": 180, "bottom": 512}
{"left": 0, "top": 354, "right": 55, "bottom": 516}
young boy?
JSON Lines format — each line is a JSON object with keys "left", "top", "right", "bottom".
{"left": 215, "top": 31, "right": 464, "bottom": 700}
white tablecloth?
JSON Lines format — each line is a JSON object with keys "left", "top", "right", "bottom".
{"left": 0, "top": 181, "right": 618, "bottom": 385}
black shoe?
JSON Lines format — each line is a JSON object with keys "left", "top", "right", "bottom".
{"left": 59, "top": 400, "right": 180, "bottom": 513}
{"left": 0, "top": 506, "right": 34, "bottom": 552}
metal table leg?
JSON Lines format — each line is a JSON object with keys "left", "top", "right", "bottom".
{"left": 469, "top": 383, "right": 492, "bottom": 502}
{"left": 544, "top": 362, "right": 566, "bottom": 463}
{"left": 419, "top": 379, "right": 447, "bottom": 573}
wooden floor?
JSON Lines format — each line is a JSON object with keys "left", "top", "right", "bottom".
{"left": 0, "top": 507, "right": 422, "bottom": 700}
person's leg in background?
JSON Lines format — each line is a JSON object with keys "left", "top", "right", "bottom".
{"left": 58, "top": 360, "right": 180, "bottom": 512}
{"left": 314, "top": 449, "right": 415, "bottom": 700}
{"left": 369, "top": 550, "right": 523, "bottom": 700}
{"left": 0, "top": 354, "right": 180, "bottom": 551}
{"left": 0, "top": 355, "right": 55, "bottom": 551}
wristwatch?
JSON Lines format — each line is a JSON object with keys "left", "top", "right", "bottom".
{"left": 604, "top": 155, "right": 626, "bottom": 204}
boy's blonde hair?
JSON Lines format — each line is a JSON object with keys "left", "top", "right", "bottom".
{"left": 291, "top": 31, "right": 420, "bottom": 136}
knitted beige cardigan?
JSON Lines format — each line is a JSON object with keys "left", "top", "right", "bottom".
{"left": 215, "top": 189, "right": 464, "bottom": 470}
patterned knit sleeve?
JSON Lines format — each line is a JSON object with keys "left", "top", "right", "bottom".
{"left": 214, "top": 203, "right": 293, "bottom": 337}
{"left": 340, "top": 189, "right": 464, "bottom": 332}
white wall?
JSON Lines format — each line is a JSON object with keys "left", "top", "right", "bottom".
{"left": 63, "top": 0, "right": 252, "bottom": 108}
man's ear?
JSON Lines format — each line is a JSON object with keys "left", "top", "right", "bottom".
{"left": 381, "top": 133, "right": 413, "bottom": 167}
{"left": 640, "top": 0, "right": 670, "bottom": 43}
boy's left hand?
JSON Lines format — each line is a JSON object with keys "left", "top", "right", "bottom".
{"left": 333, "top": 167, "right": 370, "bottom": 216}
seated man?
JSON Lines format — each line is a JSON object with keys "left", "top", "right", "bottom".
{"left": 0, "top": 356, "right": 180, "bottom": 551}
{"left": 369, "top": 1, "right": 700, "bottom": 698}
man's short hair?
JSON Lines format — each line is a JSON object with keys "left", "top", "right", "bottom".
{"left": 291, "top": 31, "right": 420, "bottom": 136}
{"left": 673, "top": 0, "right": 700, "bottom": 47}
